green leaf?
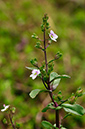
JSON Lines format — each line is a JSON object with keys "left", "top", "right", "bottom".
{"left": 29, "top": 89, "right": 41, "bottom": 98}
{"left": 57, "top": 75, "right": 70, "bottom": 79}
{"left": 26, "top": 67, "right": 35, "bottom": 70}
{"left": 42, "top": 106, "right": 49, "bottom": 112}
{"left": 56, "top": 106, "right": 62, "bottom": 110}
{"left": 29, "top": 89, "right": 49, "bottom": 99}
{"left": 62, "top": 103, "right": 85, "bottom": 116}
{"left": 42, "top": 120, "right": 53, "bottom": 129}
{"left": 42, "top": 102, "right": 55, "bottom": 112}
{"left": 50, "top": 72, "right": 61, "bottom": 90}
{"left": 63, "top": 113, "right": 71, "bottom": 119}
{"left": 50, "top": 72, "right": 58, "bottom": 81}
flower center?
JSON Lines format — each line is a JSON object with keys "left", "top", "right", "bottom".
{"left": 51, "top": 34, "right": 53, "bottom": 38}
{"left": 34, "top": 71, "right": 38, "bottom": 75}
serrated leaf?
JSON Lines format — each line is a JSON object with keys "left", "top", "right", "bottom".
{"left": 29, "top": 89, "right": 41, "bottom": 98}
{"left": 42, "top": 120, "right": 53, "bottom": 129}
{"left": 62, "top": 103, "right": 85, "bottom": 116}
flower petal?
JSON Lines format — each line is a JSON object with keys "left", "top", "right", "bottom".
{"left": 49, "top": 30, "right": 58, "bottom": 42}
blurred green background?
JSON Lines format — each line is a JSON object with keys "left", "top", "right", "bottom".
{"left": 0, "top": 0, "right": 85, "bottom": 129}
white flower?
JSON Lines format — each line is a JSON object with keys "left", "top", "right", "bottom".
{"left": 1, "top": 104, "right": 10, "bottom": 112}
{"left": 49, "top": 30, "right": 58, "bottom": 42}
{"left": 30, "top": 69, "right": 40, "bottom": 80}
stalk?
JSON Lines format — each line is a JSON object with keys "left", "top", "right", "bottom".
{"left": 43, "top": 28, "right": 48, "bottom": 73}
{"left": 9, "top": 113, "right": 16, "bottom": 129}
{"left": 43, "top": 27, "right": 60, "bottom": 128}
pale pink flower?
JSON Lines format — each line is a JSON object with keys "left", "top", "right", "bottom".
{"left": 1, "top": 104, "right": 10, "bottom": 112}
{"left": 30, "top": 69, "right": 40, "bottom": 80}
{"left": 49, "top": 30, "right": 58, "bottom": 42}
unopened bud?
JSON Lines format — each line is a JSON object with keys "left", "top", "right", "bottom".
{"left": 57, "top": 94, "right": 62, "bottom": 100}
{"left": 3, "top": 118, "right": 7, "bottom": 124}
{"left": 55, "top": 52, "right": 62, "bottom": 60}
{"left": 68, "top": 96, "right": 75, "bottom": 104}
{"left": 48, "top": 40, "right": 51, "bottom": 44}
{"left": 31, "top": 33, "right": 38, "bottom": 39}
{"left": 11, "top": 107, "right": 16, "bottom": 114}
{"left": 57, "top": 91, "right": 63, "bottom": 100}
{"left": 16, "top": 122, "right": 21, "bottom": 128}
{"left": 76, "top": 88, "right": 83, "bottom": 97}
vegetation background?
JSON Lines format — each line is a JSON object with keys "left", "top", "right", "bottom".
{"left": 0, "top": 0, "right": 85, "bottom": 129}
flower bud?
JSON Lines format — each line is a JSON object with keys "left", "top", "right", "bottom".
{"left": 76, "top": 88, "right": 83, "bottom": 97}
{"left": 3, "top": 118, "right": 7, "bottom": 124}
{"left": 31, "top": 33, "right": 38, "bottom": 39}
{"left": 68, "top": 96, "right": 75, "bottom": 104}
{"left": 57, "top": 94, "right": 62, "bottom": 100}
{"left": 57, "top": 91, "right": 63, "bottom": 100}
{"left": 55, "top": 52, "right": 62, "bottom": 60}
{"left": 11, "top": 107, "right": 16, "bottom": 114}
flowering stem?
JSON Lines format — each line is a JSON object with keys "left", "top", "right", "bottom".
{"left": 43, "top": 26, "right": 60, "bottom": 128}
{"left": 43, "top": 28, "right": 48, "bottom": 73}
{"left": 9, "top": 113, "right": 16, "bottom": 129}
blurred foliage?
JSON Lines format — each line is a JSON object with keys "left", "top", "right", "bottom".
{"left": 0, "top": 0, "right": 85, "bottom": 129}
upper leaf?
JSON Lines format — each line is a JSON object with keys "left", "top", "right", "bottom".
{"left": 61, "top": 103, "right": 85, "bottom": 116}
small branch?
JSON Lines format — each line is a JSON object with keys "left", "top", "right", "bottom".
{"left": 41, "top": 78, "right": 48, "bottom": 89}
{"left": 48, "top": 59, "right": 55, "bottom": 64}
{"left": 59, "top": 99, "right": 68, "bottom": 106}
{"left": 9, "top": 113, "right": 16, "bottom": 129}
{"left": 37, "top": 37, "right": 43, "bottom": 42}
{"left": 43, "top": 29, "right": 48, "bottom": 73}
